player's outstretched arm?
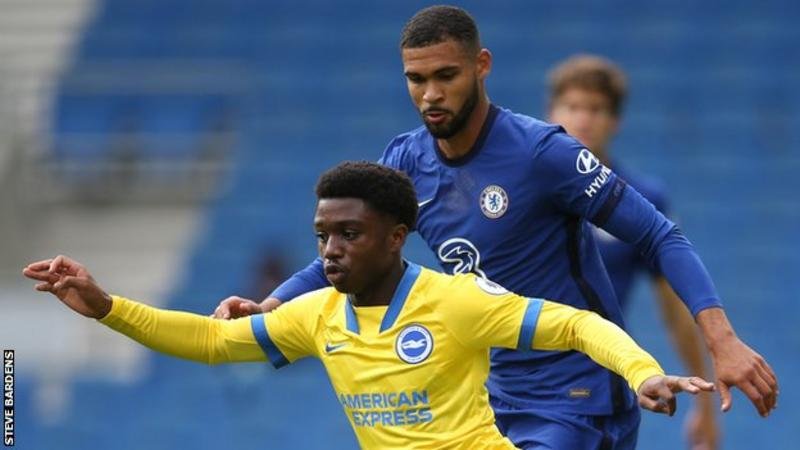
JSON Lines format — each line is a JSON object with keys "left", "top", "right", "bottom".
{"left": 594, "top": 182, "right": 778, "bottom": 416}
{"left": 24, "top": 255, "right": 266, "bottom": 365}
{"left": 531, "top": 300, "right": 714, "bottom": 415}
{"left": 23, "top": 255, "right": 112, "bottom": 319}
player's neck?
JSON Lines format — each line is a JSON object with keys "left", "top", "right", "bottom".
{"left": 350, "top": 259, "right": 406, "bottom": 307}
{"left": 436, "top": 97, "right": 490, "bottom": 160}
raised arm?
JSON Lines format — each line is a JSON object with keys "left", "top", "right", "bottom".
{"left": 24, "top": 255, "right": 266, "bottom": 364}
{"left": 597, "top": 186, "right": 778, "bottom": 416}
{"left": 102, "top": 297, "right": 265, "bottom": 364}
{"left": 444, "top": 274, "right": 714, "bottom": 416}
{"left": 533, "top": 130, "right": 778, "bottom": 416}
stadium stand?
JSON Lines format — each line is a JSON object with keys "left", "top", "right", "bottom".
{"left": 4, "top": 0, "right": 798, "bottom": 448}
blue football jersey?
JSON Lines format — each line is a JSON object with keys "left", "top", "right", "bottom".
{"left": 272, "top": 104, "right": 722, "bottom": 416}
{"left": 593, "top": 164, "right": 670, "bottom": 310}
{"left": 378, "top": 105, "right": 643, "bottom": 414}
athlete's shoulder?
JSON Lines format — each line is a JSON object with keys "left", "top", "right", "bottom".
{"left": 495, "top": 105, "right": 554, "bottom": 130}
{"left": 412, "top": 267, "right": 457, "bottom": 302}
{"left": 416, "top": 268, "right": 506, "bottom": 299}
{"left": 494, "top": 106, "right": 563, "bottom": 140}
{"left": 379, "top": 125, "right": 431, "bottom": 170}
{"left": 491, "top": 106, "right": 570, "bottom": 157}
{"left": 284, "top": 286, "right": 342, "bottom": 316}
{"left": 501, "top": 113, "right": 589, "bottom": 175}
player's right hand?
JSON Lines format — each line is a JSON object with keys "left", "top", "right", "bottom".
{"left": 23, "top": 255, "right": 112, "bottom": 320}
{"left": 211, "top": 296, "right": 282, "bottom": 319}
{"left": 637, "top": 375, "right": 715, "bottom": 416}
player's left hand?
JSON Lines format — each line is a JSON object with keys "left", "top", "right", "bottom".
{"left": 708, "top": 334, "right": 778, "bottom": 417}
{"left": 637, "top": 375, "right": 715, "bottom": 416}
{"left": 696, "top": 308, "right": 778, "bottom": 417}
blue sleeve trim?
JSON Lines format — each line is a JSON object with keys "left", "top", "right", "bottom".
{"left": 250, "top": 314, "right": 289, "bottom": 368}
{"left": 517, "top": 298, "right": 544, "bottom": 351}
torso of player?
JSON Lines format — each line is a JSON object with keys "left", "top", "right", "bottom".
{"left": 415, "top": 150, "right": 557, "bottom": 290}
{"left": 382, "top": 106, "right": 608, "bottom": 310}
{"left": 308, "top": 268, "right": 515, "bottom": 449}
{"left": 378, "top": 106, "right": 634, "bottom": 414}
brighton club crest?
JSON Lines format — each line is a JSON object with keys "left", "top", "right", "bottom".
{"left": 479, "top": 185, "right": 509, "bottom": 219}
{"left": 396, "top": 325, "right": 433, "bottom": 364}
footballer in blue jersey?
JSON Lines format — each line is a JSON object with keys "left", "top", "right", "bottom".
{"left": 546, "top": 54, "right": 719, "bottom": 448}
{"left": 213, "top": 6, "right": 778, "bottom": 450}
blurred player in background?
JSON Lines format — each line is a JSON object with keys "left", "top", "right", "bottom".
{"left": 212, "top": 6, "right": 777, "bottom": 449}
{"left": 546, "top": 54, "right": 719, "bottom": 450}
{"left": 23, "top": 162, "right": 715, "bottom": 449}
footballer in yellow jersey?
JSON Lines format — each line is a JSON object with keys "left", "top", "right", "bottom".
{"left": 24, "top": 162, "right": 714, "bottom": 449}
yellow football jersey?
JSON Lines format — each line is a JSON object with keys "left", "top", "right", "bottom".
{"left": 101, "top": 262, "right": 663, "bottom": 449}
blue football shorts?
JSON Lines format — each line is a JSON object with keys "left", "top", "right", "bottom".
{"left": 490, "top": 395, "right": 641, "bottom": 450}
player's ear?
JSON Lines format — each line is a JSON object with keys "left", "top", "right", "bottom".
{"left": 388, "top": 223, "right": 409, "bottom": 252}
{"left": 476, "top": 48, "right": 492, "bottom": 81}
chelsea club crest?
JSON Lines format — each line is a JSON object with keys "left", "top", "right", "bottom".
{"left": 396, "top": 325, "right": 433, "bottom": 364}
{"left": 479, "top": 185, "right": 509, "bottom": 219}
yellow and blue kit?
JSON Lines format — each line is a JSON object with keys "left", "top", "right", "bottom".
{"left": 100, "top": 263, "right": 664, "bottom": 449}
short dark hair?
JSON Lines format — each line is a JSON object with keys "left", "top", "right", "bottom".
{"left": 548, "top": 54, "right": 628, "bottom": 116}
{"left": 316, "top": 161, "right": 418, "bottom": 230}
{"left": 400, "top": 5, "right": 480, "bottom": 53}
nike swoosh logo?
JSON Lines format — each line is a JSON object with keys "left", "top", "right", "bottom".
{"left": 418, "top": 198, "right": 434, "bottom": 208}
{"left": 325, "top": 342, "right": 347, "bottom": 353}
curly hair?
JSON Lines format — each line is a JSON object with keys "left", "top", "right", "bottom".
{"left": 315, "top": 161, "right": 418, "bottom": 229}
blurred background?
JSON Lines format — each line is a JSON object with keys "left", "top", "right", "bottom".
{"left": 0, "top": 0, "right": 798, "bottom": 448}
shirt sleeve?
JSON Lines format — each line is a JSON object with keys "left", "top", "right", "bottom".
{"left": 600, "top": 185, "right": 722, "bottom": 316}
{"left": 635, "top": 182, "right": 671, "bottom": 278}
{"left": 530, "top": 300, "right": 665, "bottom": 392}
{"left": 442, "top": 274, "right": 540, "bottom": 350}
{"left": 257, "top": 291, "right": 320, "bottom": 367}
{"left": 269, "top": 257, "right": 329, "bottom": 302}
{"left": 532, "top": 128, "right": 621, "bottom": 219}
{"left": 100, "top": 295, "right": 319, "bottom": 368}
{"left": 99, "top": 296, "right": 267, "bottom": 364}
{"left": 440, "top": 274, "right": 664, "bottom": 392}
{"left": 377, "top": 135, "right": 411, "bottom": 169}
{"left": 534, "top": 128, "right": 722, "bottom": 316}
